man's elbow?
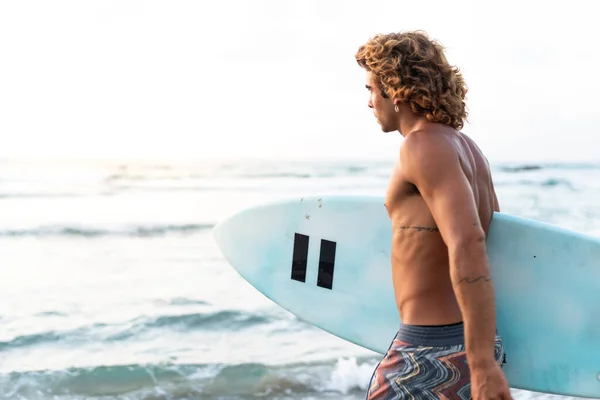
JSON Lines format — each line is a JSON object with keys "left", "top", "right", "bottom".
{"left": 447, "top": 233, "right": 490, "bottom": 284}
{"left": 447, "top": 231, "right": 488, "bottom": 261}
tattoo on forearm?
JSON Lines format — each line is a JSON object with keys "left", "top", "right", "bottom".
{"left": 456, "top": 275, "right": 492, "bottom": 285}
{"left": 398, "top": 226, "right": 439, "bottom": 232}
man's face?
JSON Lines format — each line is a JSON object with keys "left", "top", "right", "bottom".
{"left": 365, "top": 71, "right": 396, "bottom": 133}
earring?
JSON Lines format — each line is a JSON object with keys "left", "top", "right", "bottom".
{"left": 394, "top": 105, "right": 399, "bottom": 112}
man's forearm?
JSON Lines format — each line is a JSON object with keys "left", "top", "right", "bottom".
{"left": 450, "top": 240, "right": 497, "bottom": 367}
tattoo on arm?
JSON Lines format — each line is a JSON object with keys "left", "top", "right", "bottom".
{"left": 455, "top": 275, "right": 492, "bottom": 285}
{"left": 398, "top": 226, "right": 439, "bottom": 232}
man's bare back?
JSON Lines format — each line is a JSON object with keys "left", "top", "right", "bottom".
{"left": 385, "top": 126, "right": 500, "bottom": 326}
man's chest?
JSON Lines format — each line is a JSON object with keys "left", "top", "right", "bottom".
{"left": 384, "top": 163, "right": 420, "bottom": 215}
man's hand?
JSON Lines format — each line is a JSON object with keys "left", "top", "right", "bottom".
{"left": 471, "top": 362, "right": 513, "bottom": 400}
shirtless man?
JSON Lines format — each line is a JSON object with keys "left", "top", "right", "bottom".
{"left": 355, "top": 31, "right": 512, "bottom": 400}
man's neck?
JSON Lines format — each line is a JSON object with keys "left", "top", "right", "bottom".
{"left": 396, "top": 107, "right": 430, "bottom": 137}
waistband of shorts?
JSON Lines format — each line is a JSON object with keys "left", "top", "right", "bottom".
{"left": 397, "top": 322, "right": 465, "bottom": 346}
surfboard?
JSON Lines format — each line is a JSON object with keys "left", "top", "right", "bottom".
{"left": 212, "top": 194, "right": 600, "bottom": 398}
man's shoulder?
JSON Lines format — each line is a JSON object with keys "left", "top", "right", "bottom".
{"left": 400, "top": 128, "right": 459, "bottom": 170}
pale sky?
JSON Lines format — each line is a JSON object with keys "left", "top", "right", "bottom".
{"left": 1, "top": 0, "right": 599, "bottom": 163}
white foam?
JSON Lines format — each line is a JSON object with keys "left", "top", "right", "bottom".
{"left": 323, "top": 357, "right": 377, "bottom": 394}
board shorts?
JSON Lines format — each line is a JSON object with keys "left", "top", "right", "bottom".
{"left": 366, "top": 322, "right": 506, "bottom": 400}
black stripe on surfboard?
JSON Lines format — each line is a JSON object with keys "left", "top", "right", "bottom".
{"left": 317, "top": 239, "right": 336, "bottom": 290}
{"left": 291, "top": 233, "right": 309, "bottom": 282}
{"left": 291, "top": 234, "right": 337, "bottom": 290}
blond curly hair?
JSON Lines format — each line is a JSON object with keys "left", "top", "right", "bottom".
{"left": 355, "top": 30, "right": 468, "bottom": 130}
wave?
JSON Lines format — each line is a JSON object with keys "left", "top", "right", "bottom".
{"left": 495, "top": 178, "right": 576, "bottom": 189}
{"left": 155, "top": 297, "right": 211, "bottom": 307}
{"left": 498, "top": 163, "right": 600, "bottom": 173}
{"left": 143, "top": 310, "right": 273, "bottom": 330}
{"left": 0, "top": 310, "right": 274, "bottom": 351}
{"left": 0, "top": 357, "right": 376, "bottom": 400}
{"left": 499, "top": 164, "right": 543, "bottom": 173}
{"left": 0, "top": 223, "right": 213, "bottom": 238}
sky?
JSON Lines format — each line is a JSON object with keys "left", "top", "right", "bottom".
{"left": 1, "top": 0, "right": 599, "bottom": 164}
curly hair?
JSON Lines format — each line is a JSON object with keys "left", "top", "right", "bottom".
{"left": 355, "top": 30, "right": 468, "bottom": 130}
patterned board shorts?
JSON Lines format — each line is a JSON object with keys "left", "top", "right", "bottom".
{"left": 366, "top": 322, "right": 506, "bottom": 400}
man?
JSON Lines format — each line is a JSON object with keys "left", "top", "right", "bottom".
{"left": 355, "top": 31, "right": 512, "bottom": 400}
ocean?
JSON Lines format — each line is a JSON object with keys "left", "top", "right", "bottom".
{"left": 1, "top": 157, "right": 599, "bottom": 400}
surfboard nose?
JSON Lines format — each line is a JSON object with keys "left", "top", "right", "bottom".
{"left": 212, "top": 218, "right": 231, "bottom": 256}
{"left": 212, "top": 211, "right": 246, "bottom": 264}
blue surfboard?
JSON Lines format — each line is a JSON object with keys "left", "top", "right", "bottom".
{"left": 212, "top": 194, "right": 600, "bottom": 398}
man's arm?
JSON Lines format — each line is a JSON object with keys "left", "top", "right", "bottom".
{"left": 402, "top": 132, "right": 497, "bottom": 368}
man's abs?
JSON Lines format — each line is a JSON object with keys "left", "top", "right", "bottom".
{"left": 390, "top": 227, "right": 463, "bottom": 326}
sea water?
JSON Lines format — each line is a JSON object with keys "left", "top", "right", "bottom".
{"left": 1, "top": 158, "right": 599, "bottom": 400}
